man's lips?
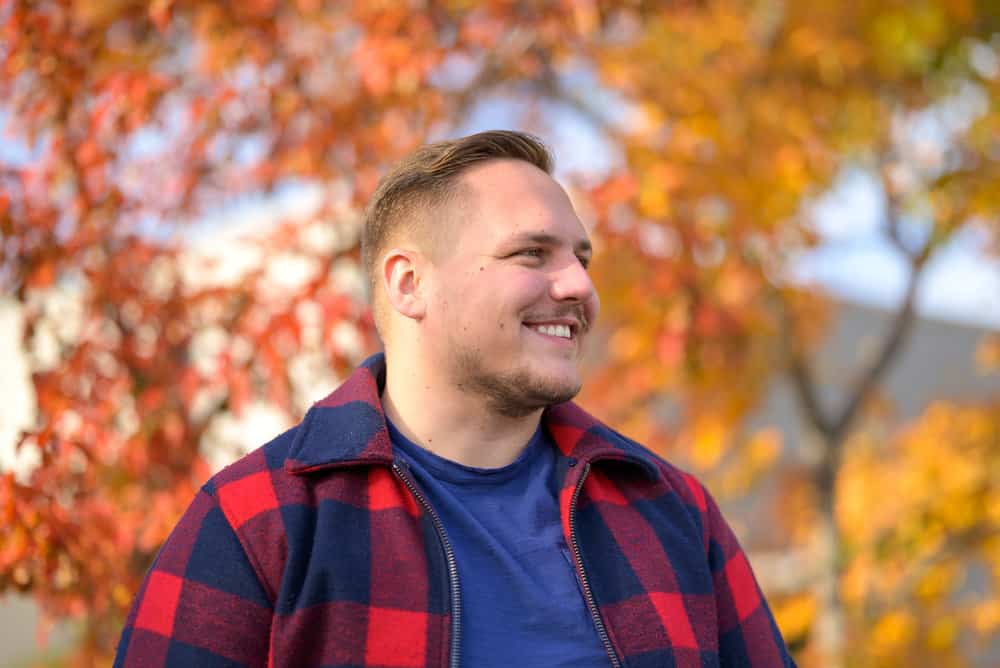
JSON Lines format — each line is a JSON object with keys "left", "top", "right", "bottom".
{"left": 522, "top": 319, "right": 581, "bottom": 342}
{"left": 522, "top": 314, "right": 587, "bottom": 336}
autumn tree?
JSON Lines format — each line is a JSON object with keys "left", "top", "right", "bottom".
{"left": 2, "top": 1, "right": 999, "bottom": 666}
{"left": 0, "top": 2, "right": 600, "bottom": 662}
{"left": 578, "top": 2, "right": 1000, "bottom": 666}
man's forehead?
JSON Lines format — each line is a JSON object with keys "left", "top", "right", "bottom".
{"left": 457, "top": 158, "right": 566, "bottom": 207}
{"left": 453, "top": 162, "right": 588, "bottom": 244}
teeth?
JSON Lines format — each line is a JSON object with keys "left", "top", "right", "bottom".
{"left": 532, "top": 324, "right": 571, "bottom": 339}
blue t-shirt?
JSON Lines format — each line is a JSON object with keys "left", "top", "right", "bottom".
{"left": 388, "top": 420, "right": 610, "bottom": 667}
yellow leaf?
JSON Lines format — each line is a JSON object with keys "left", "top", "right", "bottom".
{"left": 915, "top": 563, "right": 957, "bottom": 601}
{"left": 638, "top": 179, "right": 670, "bottom": 218}
{"left": 927, "top": 616, "right": 958, "bottom": 651}
{"left": 973, "top": 599, "right": 1000, "bottom": 633}
{"left": 690, "top": 415, "right": 728, "bottom": 469}
{"left": 872, "top": 611, "right": 917, "bottom": 653}
{"left": 773, "top": 593, "right": 815, "bottom": 640}
{"left": 747, "top": 428, "right": 781, "bottom": 469}
{"left": 112, "top": 583, "right": 132, "bottom": 607}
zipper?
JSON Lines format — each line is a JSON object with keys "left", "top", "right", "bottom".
{"left": 392, "top": 462, "right": 462, "bottom": 668}
{"left": 569, "top": 462, "right": 623, "bottom": 668}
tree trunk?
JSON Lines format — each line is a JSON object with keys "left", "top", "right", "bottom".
{"left": 813, "top": 446, "right": 845, "bottom": 668}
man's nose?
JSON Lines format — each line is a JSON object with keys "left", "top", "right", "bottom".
{"left": 549, "top": 258, "right": 597, "bottom": 305}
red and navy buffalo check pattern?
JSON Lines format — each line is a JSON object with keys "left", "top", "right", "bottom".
{"left": 115, "top": 354, "right": 795, "bottom": 667}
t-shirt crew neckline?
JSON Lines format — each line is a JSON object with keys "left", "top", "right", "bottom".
{"left": 385, "top": 418, "right": 548, "bottom": 486}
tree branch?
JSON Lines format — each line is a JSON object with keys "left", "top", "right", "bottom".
{"left": 827, "top": 165, "right": 932, "bottom": 442}
{"left": 775, "top": 291, "right": 833, "bottom": 437}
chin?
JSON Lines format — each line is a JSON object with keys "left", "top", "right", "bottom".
{"left": 467, "top": 362, "right": 582, "bottom": 417}
{"left": 531, "top": 361, "right": 581, "bottom": 391}
{"left": 449, "top": 340, "right": 585, "bottom": 415}
{"left": 516, "top": 367, "right": 582, "bottom": 406}
{"left": 534, "top": 371, "right": 578, "bottom": 391}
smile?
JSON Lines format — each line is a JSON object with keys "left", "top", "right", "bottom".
{"left": 523, "top": 320, "right": 580, "bottom": 343}
{"left": 530, "top": 324, "right": 572, "bottom": 339}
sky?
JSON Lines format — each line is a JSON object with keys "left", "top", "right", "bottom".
{"left": 795, "top": 168, "right": 1000, "bottom": 329}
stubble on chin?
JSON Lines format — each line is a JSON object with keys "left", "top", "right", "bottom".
{"left": 452, "top": 348, "right": 582, "bottom": 418}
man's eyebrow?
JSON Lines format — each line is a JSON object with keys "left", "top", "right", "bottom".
{"left": 506, "top": 232, "right": 592, "bottom": 254}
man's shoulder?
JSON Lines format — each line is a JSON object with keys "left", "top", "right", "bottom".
{"left": 204, "top": 422, "right": 302, "bottom": 495}
{"left": 591, "top": 420, "right": 716, "bottom": 516}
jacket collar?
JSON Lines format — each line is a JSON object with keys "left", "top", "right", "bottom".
{"left": 285, "top": 353, "right": 658, "bottom": 479}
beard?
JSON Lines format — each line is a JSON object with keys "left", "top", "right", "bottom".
{"left": 450, "top": 339, "right": 582, "bottom": 418}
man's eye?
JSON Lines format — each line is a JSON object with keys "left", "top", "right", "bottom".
{"left": 516, "top": 248, "right": 544, "bottom": 258}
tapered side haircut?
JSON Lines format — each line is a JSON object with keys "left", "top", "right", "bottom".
{"left": 361, "top": 130, "right": 554, "bottom": 314}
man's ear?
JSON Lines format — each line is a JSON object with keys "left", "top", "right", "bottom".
{"left": 382, "top": 248, "right": 427, "bottom": 320}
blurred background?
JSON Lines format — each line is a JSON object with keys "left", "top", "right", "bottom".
{"left": 2, "top": 1, "right": 999, "bottom": 666}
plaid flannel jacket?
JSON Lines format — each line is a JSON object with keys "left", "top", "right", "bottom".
{"left": 115, "top": 353, "right": 796, "bottom": 667}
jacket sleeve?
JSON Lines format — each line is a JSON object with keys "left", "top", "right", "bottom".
{"left": 114, "top": 485, "right": 274, "bottom": 668}
{"left": 701, "top": 484, "right": 797, "bottom": 667}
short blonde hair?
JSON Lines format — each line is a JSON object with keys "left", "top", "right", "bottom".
{"left": 361, "top": 130, "right": 553, "bottom": 323}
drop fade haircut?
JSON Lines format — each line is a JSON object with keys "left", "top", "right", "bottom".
{"left": 361, "top": 130, "right": 553, "bottom": 334}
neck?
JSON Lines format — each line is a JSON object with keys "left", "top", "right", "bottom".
{"left": 381, "top": 352, "right": 543, "bottom": 468}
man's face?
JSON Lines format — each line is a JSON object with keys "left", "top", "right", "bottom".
{"left": 421, "top": 159, "right": 599, "bottom": 417}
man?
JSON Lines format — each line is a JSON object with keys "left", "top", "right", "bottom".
{"left": 115, "top": 131, "right": 795, "bottom": 667}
